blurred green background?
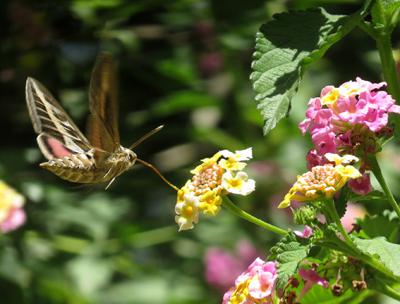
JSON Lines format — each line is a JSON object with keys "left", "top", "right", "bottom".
{"left": 1, "top": 0, "right": 400, "bottom": 303}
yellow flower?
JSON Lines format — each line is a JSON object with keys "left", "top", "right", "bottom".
{"left": 199, "top": 190, "right": 222, "bottom": 216}
{"left": 338, "top": 81, "right": 366, "bottom": 98}
{"left": 175, "top": 189, "right": 200, "bottom": 231}
{"left": 175, "top": 148, "right": 256, "bottom": 230}
{"left": 190, "top": 152, "right": 222, "bottom": 175}
{"left": 325, "top": 153, "right": 359, "bottom": 165}
{"left": 278, "top": 154, "right": 361, "bottom": 208}
{"left": 219, "top": 148, "right": 253, "bottom": 171}
{"left": 0, "top": 181, "right": 25, "bottom": 222}
{"left": 321, "top": 88, "right": 340, "bottom": 106}
{"left": 222, "top": 171, "right": 255, "bottom": 196}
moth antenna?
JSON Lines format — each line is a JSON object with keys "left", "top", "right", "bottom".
{"left": 136, "top": 158, "right": 179, "bottom": 191}
{"left": 129, "top": 125, "right": 164, "bottom": 149}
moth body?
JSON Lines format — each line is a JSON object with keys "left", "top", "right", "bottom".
{"left": 40, "top": 146, "right": 137, "bottom": 184}
{"left": 25, "top": 54, "right": 148, "bottom": 188}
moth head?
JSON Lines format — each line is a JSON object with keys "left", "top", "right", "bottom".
{"left": 125, "top": 148, "right": 137, "bottom": 165}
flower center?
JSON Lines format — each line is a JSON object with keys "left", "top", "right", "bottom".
{"left": 190, "top": 163, "right": 224, "bottom": 195}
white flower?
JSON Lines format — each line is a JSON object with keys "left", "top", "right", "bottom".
{"left": 325, "top": 153, "right": 359, "bottom": 165}
{"left": 222, "top": 171, "right": 255, "bottom": 196}
{"left": 175, "top": 193, "right": 200, "bottom": 231}
{"left": 219, "top": 148, "right": 253, "bottom": 161}
{"left": 219, "top": 148, "right": 253, "bottom": 171}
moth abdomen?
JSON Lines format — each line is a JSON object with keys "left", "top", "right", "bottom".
{"left": 39, "top": 153, "right": 101, "bottom": 183}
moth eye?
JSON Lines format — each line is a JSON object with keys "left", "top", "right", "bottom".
{"left": 129, "top": 153, "right": 134, "bottom": 162}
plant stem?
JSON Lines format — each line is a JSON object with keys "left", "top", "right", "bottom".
{"left": 374, "top": 283, "right": 400, "bottom": 301}
{"left": 323, "top": 199, "right": 400, "bottom": 282}
{"left": 325, "top": 199, "right": 356, "bottom": 249}
{"left": 222, "top": 196, "right": 287, "bottom": 236}
{"left": 375, "top": 31, "right": 400, "bottom": 130}
{"left": 376, "top": 33, "right": 400, "bottom": 101}
{"left": 369, "top": 155, "right": 400, "bottom": 219}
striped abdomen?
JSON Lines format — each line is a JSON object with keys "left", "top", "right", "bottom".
{"left": 40, "top": 152, "right": 127, "bottom": 184}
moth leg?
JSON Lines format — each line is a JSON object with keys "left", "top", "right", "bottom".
{"left": 105, "top": 177, "right": 116, "bottom": 190}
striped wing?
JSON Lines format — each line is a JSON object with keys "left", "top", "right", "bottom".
{"left": 87, "top": 53, "right": 120, "bottom": 153}
{"left": 26, "top": 77, "right": 93, "bottom": 160}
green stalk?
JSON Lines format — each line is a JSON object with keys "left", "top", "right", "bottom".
{"left": 374, "top": 283, "right": 400, "bottom": 301}
{"left": 374, "top": 22, "right": 400, "bottom": 130}
{"left": 324, "top": 199, "right": 399, "bottom": 282}
{"left": 222, "top": 196, "right": 287, "bottom": 236}
{"left": 325, "top": 199, "right": 356, "bottom": 250}
{"left": 369, "top": 155, "right": 400, "bottom": 219}
{"left": 376, "top": 33, "right": 400, "bottom": 102}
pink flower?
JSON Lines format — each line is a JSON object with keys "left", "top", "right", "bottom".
{"left": 348, "top": 173, "right": 372, "bottom": 195}
{"left": 311, "top": 127, "right": 337, "bottom": 154}
{"left": 299, "top": 268, "right": 329, "bottom": 296}
{"left": 205, "top": 248, "right": 243, "bottom": 292}
{"left": 341, "top": 203, "right": 366, "bottom": 232}
{"left": 294, "top": 226, "right": 313, "bottom": 238}
{"left": 236, "top": 239, "right": 259, "bottom": 262}
{"left": 0, "top": 208, "right": 26, "bottom": 233}
{"left": 222, "top": 258, "right": 277, "bottom": 304}
{"left": 0, "top": 181, "right": 26, "bottom": 233}
{"left": 306, "top": 149, "right": 326, "bottom": 169}
{"left": 205, "top": 240, "right": 259, "bottom": 292}
{"left": 300, "top": 78, "right": 399, "bottom": 174}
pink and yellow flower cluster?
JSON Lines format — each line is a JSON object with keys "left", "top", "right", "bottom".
{"left": 278, "top": 154, "right": 361, "bottom": 208}
{"left": 175, "top": 148, "right": 255, "bottom": 231}
{"left": 223, "top": 257, "right": 277, "bottom": 304}
{"left": 300, "top": 77, "right": 400, "bottom": 166}
{"left": 0, "top": 181, "right": 26, "bottom": 233}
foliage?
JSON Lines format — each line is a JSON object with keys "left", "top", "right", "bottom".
{"left": 251, "top": 8, "right": 360, "bottom": 134}
{"left": 1, "top": 0, "right": 400, "bottom": 303}
{"left": 269, "top": 233, "right": 311, "bottom": 289}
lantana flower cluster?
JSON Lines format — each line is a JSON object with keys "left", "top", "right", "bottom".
{"left": 278, "top": 153, "right": 361, "bottom": 208}
{"left": 222, "top": 257, "right": 277, "bottom": 304}
{"left": 299, "top": 78, "right": 400, "bottom": 185}
{"left": 175, "top": 148, "right": 255, "bottom": 231}
{"left": 0, "top": 181, "right": 26, "bottom": 233}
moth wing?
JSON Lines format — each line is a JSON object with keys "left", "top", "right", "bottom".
{"left": 26, "top": 77, "right": 92, "bottom": 160}
{"left": 87, "top": 53, "right": 120, "bottom": 152}
{"left": 37, "top": 133, "right": 110, "bottom": 165}
{"left": 37, "top": 133, "right": 73, "bottom": 160}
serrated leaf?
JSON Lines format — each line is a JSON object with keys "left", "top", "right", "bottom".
{"left": 347, "top": 190, "right": 386, "bottom": 203}
{"left": 360, "top": 213, "right": 399, "bottom": 241}
{"left": 353, "top": 237, "right": 400, "bottom": 278}
{"left": 251, "top": 8, "right": 363, "bottom": 134}
{"left": 271, "top": 234, "right": 311, "bottom": 289}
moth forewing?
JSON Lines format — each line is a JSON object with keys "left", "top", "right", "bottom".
{"left": 25, "top": 77, "right": 92, "bottom": 154}
{"left": 87, "top": 53, "right": 120, "bottom": 152}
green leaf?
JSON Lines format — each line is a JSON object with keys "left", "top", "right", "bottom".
{"left": 353, "top": 236, "right": 400, "bottom": 278}
{"left": 359, "top": 212, "right": 399, "bottom": 241}
{"left": 270, "top": 234, "right": 311, "bottom": 289}
{"left": 371, "top": 0, "right": 400, "bottom": 31}
{"left": 250, "top": 8, "right": 363, "bottom": 134}
{"left": 301, "top": 285, "right": 373, "bottom": 304}
{"left": 347, "top": 190, "right": 386, "bottom": 203}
